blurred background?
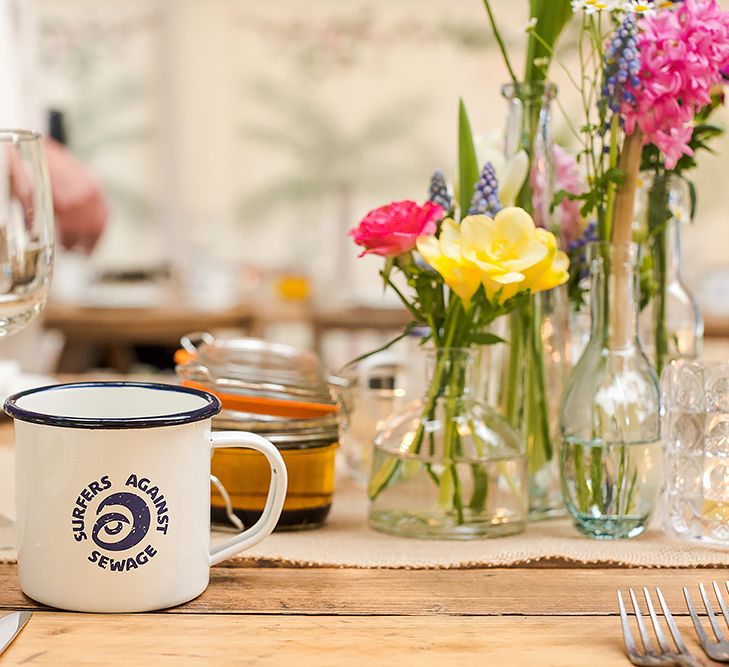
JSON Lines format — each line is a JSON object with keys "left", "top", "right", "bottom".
{"left": 2, "top": 0, "right": 728, "bottom": 374}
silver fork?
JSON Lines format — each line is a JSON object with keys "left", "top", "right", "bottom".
{"left": 618, "top": 587, "right": 704, "bottom": 666}
{"left": 684, "top": 581, "right": 729, "bottom": 662}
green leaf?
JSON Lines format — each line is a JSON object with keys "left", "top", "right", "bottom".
{"left": 467, "top": 332, "right": 506, "bottom": 346}
{"left": 687, "top": 178, "right": 697, "bottom": 222}
{"left": 342, "top": 325, "right": 415, "bottom": 371}
{"left": 458, "top": 99, "right": 479, "bottom": 220}
{"left": 524, "top": 0, "right": 573, "bottom": 82}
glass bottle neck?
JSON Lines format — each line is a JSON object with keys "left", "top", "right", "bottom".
{"left": 425, "top": 348, "right": 478, "bottom": 399}
{"left": 588, "top": 244, "right": 640, "bottom": 350}
{"left": 663, "top": 218, "right": 682, "bottom": 282}
{"left": 641, "top": 172, "right": 688, "bottom": 284}
{"left": 501, "top": 81, "right": 556, "bottom": 159}
{"left": 501, "top": 81, "right": 556, "bottom": 224}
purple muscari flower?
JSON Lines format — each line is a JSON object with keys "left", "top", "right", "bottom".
{"left": 428, "top": 170, "right": 452, "bottom": 212}
{"left": 567, "top": 221, "right": 598, "bottom": 281}
{"left": 468, "top": 162, "right": 502, "bottom": 217}
{"left": 567, "top": 221, "right": 597, "bottom": 255}
{"left": 602, "top": 14, "right": 640, "bottom": 116}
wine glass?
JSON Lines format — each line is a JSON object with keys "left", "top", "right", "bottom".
{"left": 0, "top": 130, "right": 54, "bottom": 547}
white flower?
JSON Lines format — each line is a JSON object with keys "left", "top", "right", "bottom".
{"left": 622, "top": 0, "right": 663, "bottom": 14}
{"left": 474, "top": 132, "right": 529, "bottom": 208}
{"left": 571, "top": 0, "right": 622, "bottom": 14}
{"left": 523, "top": 17, "right": 538, "bottom": 32}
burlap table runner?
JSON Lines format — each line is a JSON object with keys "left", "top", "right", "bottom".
{"left": 2, "top": 433, "right": 729, "bottom": 567}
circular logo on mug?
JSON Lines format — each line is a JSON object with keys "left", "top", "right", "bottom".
{"left": 70, "top": 474, "right": 171, "bottom": 573}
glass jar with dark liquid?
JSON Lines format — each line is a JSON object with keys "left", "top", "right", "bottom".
{"left": 211, "top": 410, "right": 338, "bottom": 530}
{"left": 175, "top": 332, "right": 343, "bottom": 531}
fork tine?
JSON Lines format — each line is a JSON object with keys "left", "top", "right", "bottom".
{"left": 712, "top": 580, "right": 729, "bottom": 631}
{"left": 643, "top": 587, "right": 671, "bottom": 654}
{"left": 684, "top": 586, "right": 712, "bottom": 650}
{"left": 699, "top": 581, "right": 726, "bottom": 642}
{"left": 618, "top": 590, "right": 640, "bottom": 658}
{"left": 656, "top": 587, "right": 690, "bottom": 654}
{"left": 630, "top": 587, "right": 655, "bottom": 655}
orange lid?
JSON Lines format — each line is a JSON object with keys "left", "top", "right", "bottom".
{"left": 181, "top": 380, "right": 338, "bottom": 419}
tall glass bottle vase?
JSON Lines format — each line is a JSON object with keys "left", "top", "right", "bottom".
{"left": 636, "top": 173, "right": 703, "bottom": 377}
{"left": 497, "top": 81, "right": 568, "bottom": 519}
{"left": 560, "top": 243, "right": 662, "bottom": 539}
{"left": 368, "top": 348, "right": 527, "bottom": 540}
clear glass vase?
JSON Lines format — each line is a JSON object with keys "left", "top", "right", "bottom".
{"left": 368, "top": 348, "right": 527, "bottom": 540}
{"left": 560, "top": 243, "right": 662, "bottom": 539}
{"left": 493, "top": 81, "right": 567, "bottom": 519}
{"left": 635, "top": 173, "right": 703, "bottom": 377}
{"left": 484, "top": 288, "right": 570, "bottom": 520}
{"left": 501, "top": 81, "right": 556, "bottom": 218}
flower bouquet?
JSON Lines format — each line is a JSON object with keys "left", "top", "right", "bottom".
{"left": 349, "top": 102, "right": 569, "bottom": 539}
{"left": 549, "top": 0, "right": 729, "bottom": 537}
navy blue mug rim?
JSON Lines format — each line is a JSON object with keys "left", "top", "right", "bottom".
{"left": 4, "top": 381, "right": 222, "bottom": 430}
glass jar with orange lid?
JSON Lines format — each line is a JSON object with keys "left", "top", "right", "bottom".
{"left": 175, "top": 332, "right": 344, "bottom": 530}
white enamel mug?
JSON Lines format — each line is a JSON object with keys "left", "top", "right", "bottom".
{"left": 4, "top": 381, "right": 288, "bottom": 613}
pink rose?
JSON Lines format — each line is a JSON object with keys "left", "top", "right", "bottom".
{"left": 349, "top": 200, "right": 443, "bottom": 258}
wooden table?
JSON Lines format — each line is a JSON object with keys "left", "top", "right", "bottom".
{"left": 45, "top": 300, "right": 256, "bottom": 372}
{"left": 45, "top": 298, "right": 411, "bottom": 371}
{"left": 0, "top": 432, "right": 726, "bottom": 665}
{"left": 0, "top": 565, "right": 727, "bottom": 665}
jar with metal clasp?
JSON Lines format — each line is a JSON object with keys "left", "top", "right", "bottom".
{"left": 175, "top": 331, "right": 346, "bottom": 531}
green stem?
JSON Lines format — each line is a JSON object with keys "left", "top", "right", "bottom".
{"left": 482, "top": 0, "right": 518, "bottom": 83}
{"left": 526, "top": 296, "right": 553, "bottom": 476}
{"left": 602, "top": 114, "right": 620, "bottom": 243}
{"left": 572, "top": 443, "right": 590, "bottom": 514}
{"left": 589, "top": 446, "right": 604, "bottom": 511}
{"left": 368, "top": 301, "right": 464, "bottom": 501}
{"left": 616, "top": 443, "right": 627, "bottom": 516}
{"left": 503, "top": 309, "right": 525, "bottom": 426}
{"left": 647, "top": 174, "right": 669, "bottom": 377}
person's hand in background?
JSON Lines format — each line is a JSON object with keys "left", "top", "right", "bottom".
{"left": 44, "top": 138, "right": 108, "bottom": 252}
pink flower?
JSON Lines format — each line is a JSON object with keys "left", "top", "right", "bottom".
{"left": 553, "top": 146, "right": 584, "bottom": 249}
{"left": 624, "top": 0, "right": 729, "bottom": 168}
{"left": 530, "top": 145, "right": 584, "bottom": 249}
{"left": 349, "top": 200, "right": 443, "bottom": 258}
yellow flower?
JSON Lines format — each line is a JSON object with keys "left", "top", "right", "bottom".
{"left": 416, "top": 219, "right": 482, "bottom": 307}
{"left": 417, "top": 208, "right": 569, "bottom": 306}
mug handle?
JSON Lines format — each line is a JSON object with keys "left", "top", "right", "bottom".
{"left": 208, "top": 431, "right": 287, "bottom": 566}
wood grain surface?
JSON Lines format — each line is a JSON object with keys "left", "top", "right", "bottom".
{"left": 0, "top": 612, "right": 725, "bottom": 667}
{"left": 1, "top": 562, "right": 728, "bottom": 665}
{"left": 1, "top": 564, "right": 728, "bottom": 617}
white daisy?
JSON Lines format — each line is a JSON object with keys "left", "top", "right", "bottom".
{"left": 622, "top": 0, "right": 657, "bottom": 14}
{"left": 571, "top": 0, "right": 623, "bottom": 14}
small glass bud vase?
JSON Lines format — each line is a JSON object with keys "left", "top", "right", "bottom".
{"left": 663, "top": 359, "right": 729, "bottom": 546}
{"left": 560, "top": 243, "right": 662, "bottom": 539}
{"left": 368, "top": 347, "right": 527, "bottom": 540}
{"left": 635, "top": 172, "right": 703, "bottom": 377}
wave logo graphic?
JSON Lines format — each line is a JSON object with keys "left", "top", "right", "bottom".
{"left": 91, "top": 492, "right": 151, "bottom": 552}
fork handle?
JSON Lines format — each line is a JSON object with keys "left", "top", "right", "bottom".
{"left": 676, "top": 655, "right": 706, "bottom": 667}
